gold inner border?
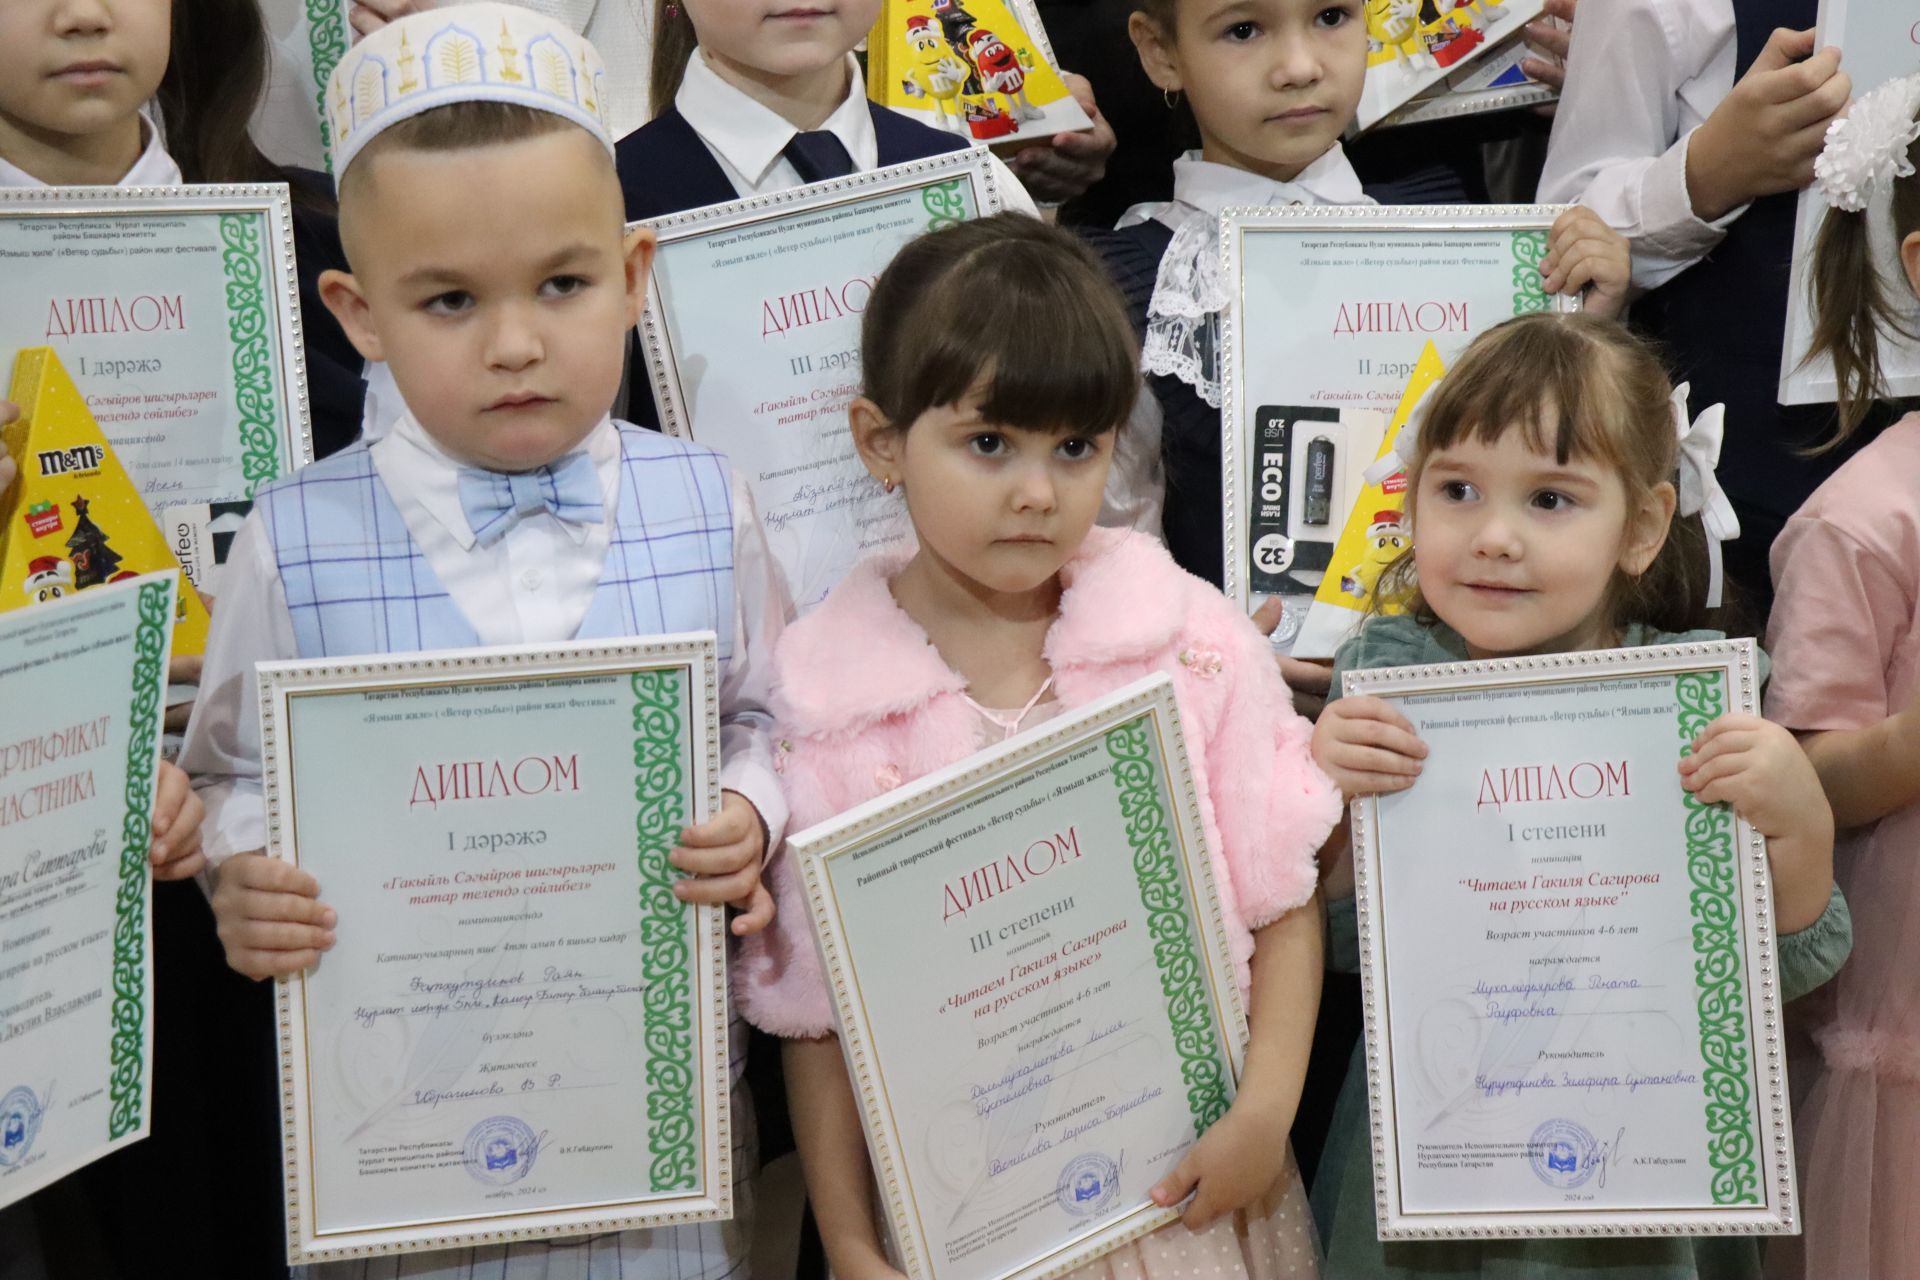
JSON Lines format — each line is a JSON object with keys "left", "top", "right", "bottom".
{"left": 1352, "top": 655, "right": 1785, "bottom": 1228}
{"left": 813, "top": 699, "right": 1242, "bottom": 1279}
{"left": 278, "top": 658, "right": 715, "bottom": 1247}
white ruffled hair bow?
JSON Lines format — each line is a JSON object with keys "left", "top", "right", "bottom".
{"left": 1670, "top": 384, "right": 1739, "bottom": 610}
{"left": 1816, "top": 71, "right": 1920, "bottom": 214}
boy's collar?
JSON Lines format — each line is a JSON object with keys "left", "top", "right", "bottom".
{"left": 376, "top": 411, "right": 616, "bottom": 550}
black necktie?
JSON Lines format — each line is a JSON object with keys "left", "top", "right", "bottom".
{"left": 783, "top": 130, "right": 857, "bottom": 184}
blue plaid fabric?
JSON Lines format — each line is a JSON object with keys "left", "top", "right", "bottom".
{"left": 456, "top": 453, "right": 605, "bottom": 547}
{"left": 256, "top": 425, "right": 737, "bottom": 662}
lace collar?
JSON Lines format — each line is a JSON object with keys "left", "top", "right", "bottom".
{"left": 1117, "top": 146, "right": 1368, "bottom": 408}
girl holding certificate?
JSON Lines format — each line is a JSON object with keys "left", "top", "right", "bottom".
{"left": 738, "top": 213, "right": 1344, "bottom": 1280}
{"left": 1762, "top": 73, "right": 1920, "bottom": 1280}
{"left": 1306, "top": 312, "right": 1853, "bottom": 1279}
{"left": 1087, "top": 0, "right": 1629, "bottom": 591}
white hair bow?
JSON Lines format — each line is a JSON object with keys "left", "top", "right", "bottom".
{"left": 1361, "top": 380, "right": 1439, "bottom": 487}
{"left": 1670, "top": 383, "right": 1739, "bottom": 609}
{"left": 1815, "top": 72, "right": 1920, "bottom": 214}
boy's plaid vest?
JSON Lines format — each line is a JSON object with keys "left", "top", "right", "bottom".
{"left": 254, "top": 425, "right": 736, "bottom": 662}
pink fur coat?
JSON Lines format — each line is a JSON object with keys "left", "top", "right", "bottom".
{"left": 735, "top": 526, "right": 1342, "bottom": 1038}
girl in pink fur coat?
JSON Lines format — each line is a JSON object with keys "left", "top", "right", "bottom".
{"left": 735, "top": 214, "right": 1343, "bottom": 1280}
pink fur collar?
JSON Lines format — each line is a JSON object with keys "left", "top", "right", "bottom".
{"left": 772, "top": 526, "right": 1190, "bottom": 737}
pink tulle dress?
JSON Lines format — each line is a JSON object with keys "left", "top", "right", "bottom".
{"left": 1764, "top": 413, "right": 1920, "bottom": 1280}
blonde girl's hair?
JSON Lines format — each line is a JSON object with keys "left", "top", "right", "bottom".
{"left": 1378, "top": 313, "right": 1722, "bottom": 638}
{"left": 1805, "top": 131, "right": 1920, "bottom": 444}
{"left": 650, "top": 0, "right": 700, "bottom": 119}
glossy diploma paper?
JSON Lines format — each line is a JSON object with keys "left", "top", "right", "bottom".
{"left": 260, "top": 635, "right": 731, "bottom": 1262}
{"left": 796, "top": 675, "right": 1248, "bottom": 1280}
{"left": 0, "top": 572, "right": 177, "bottom": 1209}
{"left": 1345, "top": 642, "right": 1797, "bottom": 1238}
{"left": 1219, "top": 206, "right": 1577, "bottom": 638}
{"left": 0, "top": 186, "right": 313, "bottom": 510}
{"left": 635, "top": 153, "right": 1004, "bottom": 613}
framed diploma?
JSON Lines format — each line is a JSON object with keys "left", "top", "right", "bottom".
{"left": 1778, "top": 0, "right": 1920, "bottom": 406}
{"left": 1219, "top": 206, "right": 1577, "bottom": 635}
{"left": 0, "top": 186, "right": 314, "bottom": 525}
{"left": 796, "top": 674, "right": 1249, "bottom": 1280}
{"left": 259, "top": 634, "right": 732, "bottom": 1262}
{"left": 0, "top": 571, "right": 178, "bottom": 1210}
{"left": 1344, "top": 640, "right": 1797, "bottom": 1238}
{"left": 635, "top": 151, "right": 1006, "bottom": 612}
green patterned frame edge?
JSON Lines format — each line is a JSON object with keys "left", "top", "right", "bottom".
{"left": 108, "top": 576, "right": 171, "bottom": 1139}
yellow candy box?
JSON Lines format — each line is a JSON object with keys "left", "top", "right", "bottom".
{"left": 1, "top": 347, "right": 210, "bottom": 653}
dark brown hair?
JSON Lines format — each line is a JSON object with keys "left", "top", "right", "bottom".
{"left": 1805, "top": 131, "right": 1920, "bottom": 443}
{"left": 1379, "top": 312, "right": 1721, "bottom": 638}
{"left": 650, "top": 0, "right": 700, "bottom": 119}
{"left": 860, "top": 214, "right": 1139, "bottom": 436}
{"left": 155, "top": 0, "right": 329, "bottom": 208}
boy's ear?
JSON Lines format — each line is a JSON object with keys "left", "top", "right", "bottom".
{"left": 1128, "top": 11, "right": 1181, "bottom": 93}
{"left": 622, "top": 224, "right": 658, "bottom": 328}
{"left": 1620, "top": 479, "right": 1677, "bottom": 577}
{"left": 848, "top": 397, "right": 906, "bottom": 484}
{"left": 317, "top": 269, "right": 383, "bottom": 364}
{"left": 1902, "top": 229, "right": 1920, "bottom": 300}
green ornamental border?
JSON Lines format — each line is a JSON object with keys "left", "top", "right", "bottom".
{"left": 1675, "top": 671, "right": 1761, "bottom": 1206}
{"left": 108, "top": 579, "right": 168, "bottom": 1140}
{"left": 632, "top": 668, "right": 700, "bottom": 1192}
{"left": 308, "top": 0, "right": 350, "bottom": 173}
{"left": 218, "top": 213, "right": 283, "bottom": 494}
{"left": 921, "top": 180, "right": 970, "bottom": 231}
{"left": 1511, "top": 230, "right": 1550, "bottom": 315}
{"left": 1103, "top": 716, "right": 1232, "bottom": 1138}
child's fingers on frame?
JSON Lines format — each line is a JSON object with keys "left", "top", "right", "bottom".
{"left": 1332, "top": 744, "right": 1423, "bottom": 778}
{"left": 153, "top": 850, "right": 208, "bottom": 883}
{"left": 731, "top": 885, "right": 776, "bottom": 937}
{"left": 239, "top": 888, "right": 336, "bottom": 926}
{"left": 231, "top": 920, "right": 335, "bottom": 955}
{"left": 673, "top": 867, "right": 758, "bottom": 905}
{"left": 679, "top": 806, "right": 752, "bottom": 848}
{"left": 1333, "top": 716, "right": 1428, "bottom": 758}
{"left": 669, "top": 842, "right": 755, "bottom": 876}
{"left": 234, "top": 948, "right": 324, "bottom": 981}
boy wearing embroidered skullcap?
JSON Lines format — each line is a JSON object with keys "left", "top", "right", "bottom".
{"left": 179, "top": 9, "right": 787, "bottom": 1275}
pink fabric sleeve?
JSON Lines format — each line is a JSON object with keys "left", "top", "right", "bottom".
{"left": 732, "top": 738, "right": 846, "bottom": 1039}
{"left": 1766, "top": 516, "right": 1903, "bottom": 732}
{"left": 1201, "top": 615, "right": 1342, "bottom": 930}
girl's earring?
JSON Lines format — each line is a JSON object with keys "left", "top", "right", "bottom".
{"left": 667, "top": 3, "right": 679, "bottom": 15}
{"left": 1163, "top": 87, "right": 1181, "bottom": 109}
{"left": 882, "top": 475, "right": 896, "bottom": 493}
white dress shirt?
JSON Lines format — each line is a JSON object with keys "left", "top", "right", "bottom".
{"left": 1117, "top": 142, "right": 1372, "bottom": 231}
{"left": 0, "top": 112, "right": 181, "bottom": 188}
{"left": 674, "top": 49, "right": 1040, "bottom": 214}
{"left": 180, "top": 414, "right": 792, "bottom": 868}
{"left": 1538, "top": 0, "right": 1744, "bottom": 292}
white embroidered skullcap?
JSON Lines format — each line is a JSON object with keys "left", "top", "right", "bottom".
{"left": 326, "top": 2, "right": 614, "bottom": 180}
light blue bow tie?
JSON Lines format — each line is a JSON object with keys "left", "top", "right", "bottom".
{"left": 456, "top": 454, "right": 603, "bottom": 547}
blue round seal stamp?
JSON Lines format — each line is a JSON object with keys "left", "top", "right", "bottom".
{"left": 1529, "top": 1119, "right": 1598, "bottom": 1190}
{"left": 464, "top": 1115, "right": 538, "bottom": 1187}
{"left": 1056, "top": 1153, "right": 1120, "bottom": 1217}
{"left": 0, "top": 1087, "right": 44, "bottom": 1168}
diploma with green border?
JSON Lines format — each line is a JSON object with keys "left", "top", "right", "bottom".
{"left": 797, "top": 674, "right": 1249, "bottom": 1280}
{"left": 0, "top": 571, "right": 177, "bottom": 1210}
{"left": 1345, "top": 640, "right": 1798, "bottom": 1238}
{"left": 258, "top": 633, "right": 732, "bottom": 1262}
